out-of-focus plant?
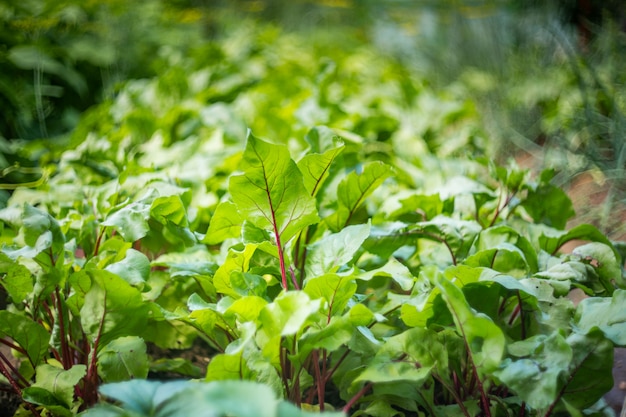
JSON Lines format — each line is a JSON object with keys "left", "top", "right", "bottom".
{"left": 0, "top": 0, "right": 205, "bottom": 141}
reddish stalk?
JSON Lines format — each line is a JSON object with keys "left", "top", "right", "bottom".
{"left": 0, "top": 351, "right": 29, "bottom": 388}
{"left": 53, "top": 288, "right": 72, "bottom": 370}
{"left": 82, "top": 296, "right": 107, "bottom": 408}
{"left": 93, "top": 226, "right": 106, "bottom": 257}
{"left": 343, "top": 382, "right": 373, "bottom": 414}
{"left": 312, "top": 350, "right": 325, "bottom": 410}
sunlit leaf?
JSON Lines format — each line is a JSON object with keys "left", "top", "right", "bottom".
{"left": 325, "top": 161, "right": 391, "bottom": 232}
{"left": 203, "top": 200, "right": 243, "bottom": 244}
{"left": 104, "top": 248, "right": 150, "bottom": 286}
{"left": 574, "top": 289, "right": 626, "bottom": 345}
{"left": 229, "top": 132, "right": 319, "bottom": 244}
{"left": 305, "top": 222, "right": 370, "bottom": 278}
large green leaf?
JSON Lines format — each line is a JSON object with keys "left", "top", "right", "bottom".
{"left": 203, "top": 200, "right": 243, "bottom": 244}
{"left": 101, "top": 198, "right": 151, "bottom": 242}
{"left": 26, "top": 364, "right": 86, "bottom": 409}
{"left": 213, "top": 243, "right": 258, "bottom": 299}
{"left": 574, "top": 289, "right": 626, "bottom": 345}
{"left": 435, "top": 274, "right": 505, "bottom": 376}
{"left": 0, "top": 310, "right": 50, "bottom": 366}
{"left": 571, "top": 242, "right": 624, "bottom": 292}
{"left": 358, "top": 257, "right": 415, "bottom": 291}
{"left": 297, "top": 129, "right": 344, "bottom": 197}
{"left": 104, "top": 248, "right": 150, "bottom": 286}
{"left": 87, "top": 379, "right": 345, "bottom": 417}
{"left": 303, "top": 273, "right": 356, "bottom": 318}
{"left": 229, "top": 132, "right": 319, "bottom": 244}
{"left": 259, "top": 291, "right": 321, "bottom": 337}
{"left": 539, "top": 224, "right": 618, "bottom": 258}
{"left": 98, "top": 336, "right": 149, "bottom": 382}
{"left": 0, "top": 251, "right": 33, "bottom": 302}
{"left": 70, "top": 269, "right": 150, "bottom": 348}
{"left": 560, "top": 330, "right": 614, "bottom": 410}
{"left": 305, "top": 222, "right": 369, "bottom": 278}
{"left": 522, "top": 177, "right": 575, "bottom": 229}
{"left": 494, "top": 332, "right": 572, "bottom": 409}
{"left": 325, "top": 161, "right": 391, "bottom": 232}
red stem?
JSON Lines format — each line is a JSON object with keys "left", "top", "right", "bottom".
{"left": 269, "top": 207, "right": 288, "bottom": 290}
{"left": 343, "top": 382, "right": 373, "bottom": 414}
{"left": 93, "top": 227, "right": 106, "bottom": 257}
{"left": 82, "top": 294, "right": 107, "bottom": 407}
{"left": 312, "top": 350, "right": 324, "bottom": 410}
{"left": 0, "top": 350, "right": 29, "bottom": 388}
{"left": 54, "top": 288, "right": 72, "bottom": 370}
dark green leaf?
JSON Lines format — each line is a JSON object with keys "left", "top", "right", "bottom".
{"left": 0, "top": 310, "right": 50, "bottom": 366}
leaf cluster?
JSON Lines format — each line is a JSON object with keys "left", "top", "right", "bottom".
{"left": 0, "top": 17, "right": 625, "bottom": 417}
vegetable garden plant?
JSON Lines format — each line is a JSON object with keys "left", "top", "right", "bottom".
{"left": 1, "top": 19, "right": 625, "bottom": 417}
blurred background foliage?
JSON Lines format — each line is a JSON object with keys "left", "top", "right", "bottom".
{"left": 0, "top": 0, "right": 625, "bottom": 239}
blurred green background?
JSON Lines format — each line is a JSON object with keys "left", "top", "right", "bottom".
{"left": 1, "top": 0, "right": 625, "bottom": 239}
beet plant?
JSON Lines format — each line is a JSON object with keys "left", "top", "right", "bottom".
{"left": 1, "top": 16, "right": 625, "bottom": 417}
{"left": 2, "top": 124, "right": 624, "bottom": 416}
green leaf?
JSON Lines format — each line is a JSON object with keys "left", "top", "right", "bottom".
{"left": 29, "top": 363, "right": 86, "bottom": 408}
{"left": 560, "top": 330, "right": 614, "bottom": 410}
{"left": 21, "top": 204, "right": 65, "bottom": 252}
{"left": 101, "top": 199, "right": 151, "bottom": 242}
{"left": 97, "top": 379, "right": 190, "bottom": 414}
{"left": 305, "top": 222, "right": 370, "bottom": 278}
{"left": 304, "top": 273, "right": 356, "bottom": 318}
{"left": 259, "top": 291, "right": 321, "bottom": 338}
{"left": 225, "top": 295, "right": 268, "bottom": 322}
{"left": 349, "top": 303, "right": 375, "bottom": 327}
{"left": 203, "top": 200, "right": 244, "bottom": 244}
{"left": 0, "top": 310, "right": 50, "bottom": 366}
{"left": 539, "top": 224, "right": 618, "bottom": 258}
{"left": 151, "top": 195, "right": 188, "bottom": 227}
{"left": 206, "top": 351, "right": 253, "bottom": 381}
{"left": 98, "top": 336, "right": 149, "bottom": 382}
{"left": 149, "top": 357, "right": 203, "bottom": 378}
{"left": 231, "top": 271, "right": 268, "bottom": 297}
{"left": 72, "top": 269, "right": 150, "bottom": 348}
{"left": 522, "top": 179, "right": 575, "bottom": 229}
{"left": 494, "top": 332, "right": 572, "bottom": 409}
{"left": 91, "top": 379, "right": 309, "bottom": 417}
{"left": 297, "top": 133, "right": 344, "bottom": 197}
{"left": 229, "top": 132, "right": 319, "bottom": 244}
{"left": 0, "top": 252, "right": 33, "bottom": 302}
{"left": 104, "top": 248, "right": 150, "bottom": 286}
{"left": 151, "top": 245, "right": 218, "bottom": 277}
{"left": 358, "top": 257, "right": 415, "bottom": 291}
{"left": 326, "top": 161, "right": 392, "bottom": 232}
{"left": 574, "top": 289, "right": 626, "bottom": 345}
{"left": 355, "top": 360, "right": 432, "bottom": 385}
{"left": 435, "top": 274, "right": 505, "bottom": 376}
{"left": 471, "top": 225, "right": 538, "bottom": 274}
{"left": 21, "top": 387, "right": 74, "bottom": 417}
{"left": 571, "top": 242, "right": 624, "bottom": 292}
{"left": 296, "top": 315, "right": 354, "bottom": 361}
{"left": 213, "top": 243, "right": 258, "bottom": 299}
